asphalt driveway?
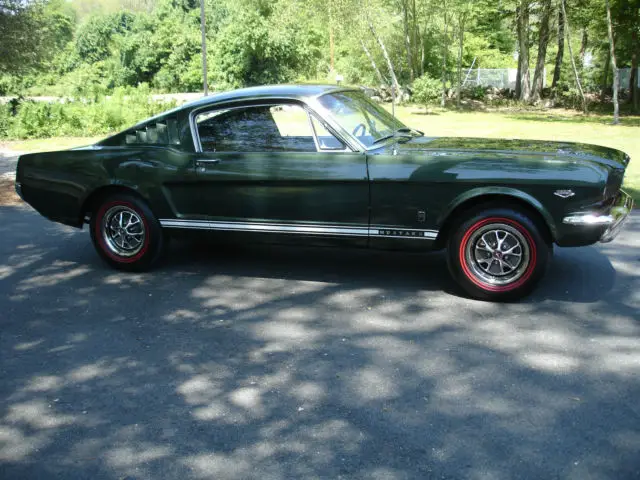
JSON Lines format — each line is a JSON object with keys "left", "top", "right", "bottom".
{"left": 1, "top": 204, "right": 639, "bottom": 480}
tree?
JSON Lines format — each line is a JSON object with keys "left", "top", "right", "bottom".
{"left": 361, "top": 40, "right": 387, "bottom": 85}
{"left": 552, "top": 1, "right": 565, "bottom": 90}
{"left": 629, "top": 28, "right": 638, "bottom": 111}
{"left": 605, "top": 0, "right": 620, "bottom": 123}
{"left": 0, "top": 1, "right": 49, "bottom": 73}
{"left": 515, "top": 0, "right": 531, "bottom": 101}
{"left": 367, "top": 13, "right": 400, "bottom": 99}
{"left": 531, "top": 0, "right": 552, "bottom": 102}
{"left": 440, "top": 0, "right": 450, "bottom": 107}
{"left": 562, "top": 0, "right": 587, "bottom": 113}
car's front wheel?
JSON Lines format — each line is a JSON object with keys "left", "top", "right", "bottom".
{"left": 447, "top": 207, "right": 550, "bottom": 301}
{"left": 90, "top": 193, "right": 164, "bottom": 271}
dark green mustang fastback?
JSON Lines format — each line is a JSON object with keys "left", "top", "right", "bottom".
{"left": 15, "top": 85, "right": 634, "bottom": 301}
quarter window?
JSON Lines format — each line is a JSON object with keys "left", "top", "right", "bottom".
{"left": 125, "top": 116, "right": 181, "bottom": 146}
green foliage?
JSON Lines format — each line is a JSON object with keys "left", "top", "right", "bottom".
{"left": 211, "top": 6, "right": 322, "bottom": 87}
{"left": 411, "top": 75, "right": 442, "bottom": 104}
{"left": 467, "top": 85, "right": 487, "bottom": 100}
{"left": 0, "top": 103, "right": 11, "bottom": 138}
{"left": 1, "top": 0, "right": 638, "bottom": 137}
{"left": 0, "top": 86, "right": 176, "bottom": 139}
{"left": 0, "top": 0, "right": 76, "bottom": 74}
{"left": 74, "top": 11, "right": 137, "bottom": 63}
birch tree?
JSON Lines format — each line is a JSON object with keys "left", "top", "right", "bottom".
{"left": 605, "top": 0, "right": 620, "bottom": 123}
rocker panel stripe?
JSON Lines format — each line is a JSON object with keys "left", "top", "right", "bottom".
{"left": 159, "top": 219, "right": 438, "bottom": 239}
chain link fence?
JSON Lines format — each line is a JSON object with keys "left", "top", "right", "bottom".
{"left": 617, "top": 68, "right": 640, "bottom": 89}
{"left": 462, "top": 69, "right": 520, "bottom": 90}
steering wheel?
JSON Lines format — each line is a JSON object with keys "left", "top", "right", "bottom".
{"left": 352, "top": 123, "right": 366, "bottom": 137}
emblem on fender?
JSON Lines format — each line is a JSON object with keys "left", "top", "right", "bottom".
{"left": 554, "top": 190, "right": 575, "bottom": 198}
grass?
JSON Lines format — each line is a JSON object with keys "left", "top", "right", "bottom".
{"left": 1, "top": 107, "right": 638, "bottom": 203}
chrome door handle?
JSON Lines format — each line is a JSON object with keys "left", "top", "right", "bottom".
{"left": 196, "top": 158, "right": 221, "bottom": 165}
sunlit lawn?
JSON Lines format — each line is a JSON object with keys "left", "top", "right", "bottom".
{"left": 2, "top": 108, "right": 639, "bottom": 203}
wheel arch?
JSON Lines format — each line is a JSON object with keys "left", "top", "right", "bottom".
{"left": 80, "top": 184, "right": 151, "bottom": 225}
{"left": 435, "top": 189, "right": 556, "bottom": 248}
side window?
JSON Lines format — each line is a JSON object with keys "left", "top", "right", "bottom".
{"left": 195, "top": 104, "right": 318, "bottom": 153}
{"left": 125, "top": 116, "right": 181, "bottom": 146}
{"left": 310, "top": 114, "right": 346, "bottom": 151}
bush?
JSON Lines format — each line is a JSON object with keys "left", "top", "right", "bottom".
{"left": 411, "top": 75, "right": 442, "bottom": 105}
{"left": 466, "top": 85, "right": 486, "bottom": 101}
{"left": 0, "top": 86, "right": 177, "bottom": 139}
{"left": 0, "top": 104, "right": 11, "bottom": 138}
{"left": 555, "top": 81, "right": 587, "bottom": 110}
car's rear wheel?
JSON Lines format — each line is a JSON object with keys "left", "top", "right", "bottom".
{"left": 90, "top": 193, "right": 164, "bottom": 271}
{"left": 447, "top": 207, "right": 550, "bottom": 301}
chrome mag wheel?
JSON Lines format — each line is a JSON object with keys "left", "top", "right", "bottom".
{"left": 464, "top": 223, "right": 530, "bottom": 286}
{"left": 101, "top": 205, "right": 146, "bottom": 257}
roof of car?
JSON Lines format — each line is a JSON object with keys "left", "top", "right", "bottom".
{"left": 180, "top": 84, "right": 355, "bottom": 110}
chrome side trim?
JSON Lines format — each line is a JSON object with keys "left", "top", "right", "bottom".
{"left": 159, "top": 219, "right": 439, "bottom": 239}
{"left": 161, "top": 219, "right": 369, "bottom": 237}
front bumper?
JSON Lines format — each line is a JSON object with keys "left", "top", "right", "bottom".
{"left": 562, "top": 190, "right": 634, "bottom": 243}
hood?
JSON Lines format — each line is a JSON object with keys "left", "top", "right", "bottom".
{"left": 394, "top": 136, "right": 630, "bottom": 171}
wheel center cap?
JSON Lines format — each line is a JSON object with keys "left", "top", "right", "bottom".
{"left": 494, "top": 251, "right": 503, "bottom": 260}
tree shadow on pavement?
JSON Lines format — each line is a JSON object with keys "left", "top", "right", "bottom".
{"left": 1, "top": 206, "right": 639, "bottom": 480}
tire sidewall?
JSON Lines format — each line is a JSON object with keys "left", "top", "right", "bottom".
{"left": 448, "top": 208, "right": 549, "bottom": 301}
{"left": 90, "top": 194, "right": 163, "bottom": 271}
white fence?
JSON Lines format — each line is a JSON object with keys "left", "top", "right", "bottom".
{"left": 462, "top": 67, "right": 639, "bottom": 90}
{"left": 617, "top": 68, "right": 640, "bottom": 89}
{"left": 462, "top": 69, "right": 519, "bottom": 90}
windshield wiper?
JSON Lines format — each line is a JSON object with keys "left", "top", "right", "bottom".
{"left": 370, "top": 130, "right": 413, "bottom": 146}
{"left": 396, "top": 127, "right": 424, "bottom": 136}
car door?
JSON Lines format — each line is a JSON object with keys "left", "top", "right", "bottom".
{"left": 172, "top": 101, "right": 370, "bottom": 246}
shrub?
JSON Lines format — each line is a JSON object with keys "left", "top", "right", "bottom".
{"left": 411, "top": 75, "right": 442, "bottom": 105}
{"left": 0, "top": 103, "right": 11, "bottom": 138}
{"left": 1, "top": 86, "right": 177, "bottom": 139}
{"left": 466, "top": 85, "right": 486, "bottom": 101}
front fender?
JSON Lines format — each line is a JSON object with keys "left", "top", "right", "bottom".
{"left": 438, "top": 186, "right": 558, "bottom": 239}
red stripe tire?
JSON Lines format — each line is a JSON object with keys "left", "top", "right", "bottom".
{"left": 90, "top": 193, "right": 164, "bottom": 272}
{"left": 447, "top": 207, "right": 550, "bottom": 301}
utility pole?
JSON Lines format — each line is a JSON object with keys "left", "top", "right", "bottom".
{"left": 200, "top": 0, "right": 208, "bottom": 96}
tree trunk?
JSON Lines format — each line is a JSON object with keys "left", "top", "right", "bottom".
{"left": 416, "top": 22, "right": 425, "bottom": 76}
{"left": 441, "top": 7, "right": 449, "bottom": 107}
{"left": 531, "top": 0, "right": 552, "bottom": 102}
{"left": 516, "top": 0, "right": 531, "bottom": 101}
{"left": 579, "top": 28, "right": 588, "bottom": 65}
{"left": 199, "top": 0, "right": 208, "bottom": 96}
{"left": 411, "top": 0, "right": 419, "bottom": 75}
{"left": 552, "top": 2, "right": 565, "bottom": 90}
{"left": 456, "top": 13, "right": 466, "bottom": 108}
{"left": 605, "top": 0, "right": 619, "bottom": 123}
{"left": 601, "top": 49, "right": 610, "bottom": 103}
{"left": 401, "top": 0, "right": 414, "bottom": 81}
{"left": 368, "top": 19, "right": 399, "bottom": 99}
{"left": 630, "top": 29, "right": 638, "bottom": 111}
{"left": 329, "top": 0, "right": 335, "bottom": 71}
{"left": 562, "top": 0, "right": 587, "bottom": 113}
{"left": 361, "top": 40, "right": 387, "bottom": 86}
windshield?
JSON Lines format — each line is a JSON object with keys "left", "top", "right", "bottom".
{"left": 317, "top": 91, "right": 411, "bottom": 148}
